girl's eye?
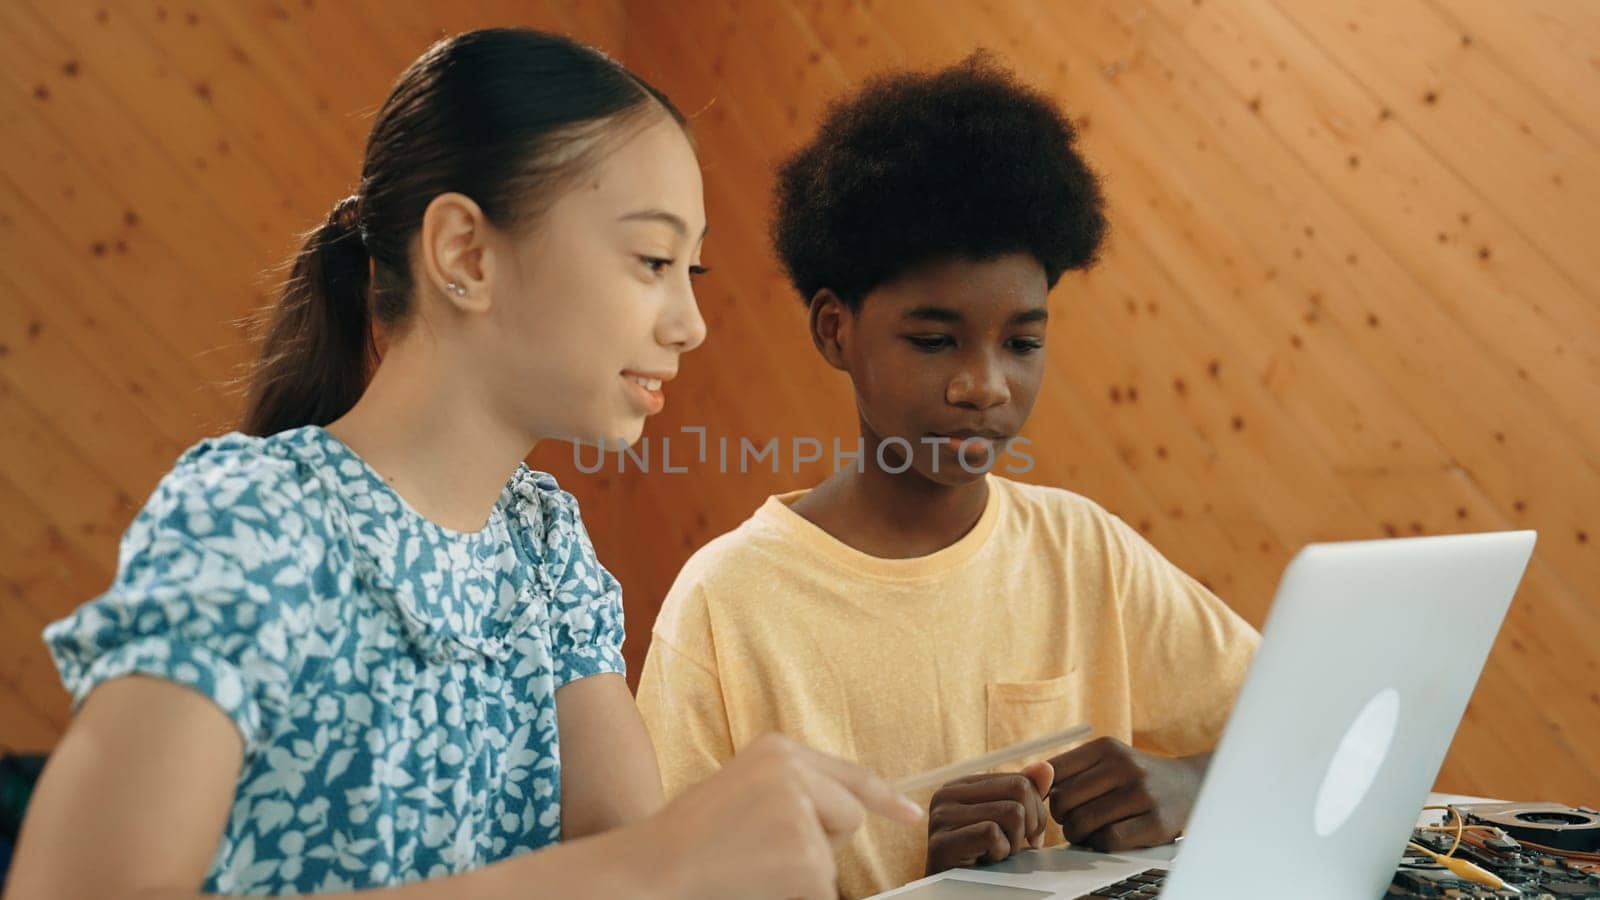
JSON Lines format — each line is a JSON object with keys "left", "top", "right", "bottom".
{"left": 907, "top": 335, "right": 953, "bottom": 351}
{"left": 641, "top": 256, "right": 673, "bottom": 275}
{"left": 689, "top": 265, "right": 709, "bottom": 277}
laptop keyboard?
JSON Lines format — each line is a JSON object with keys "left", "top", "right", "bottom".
{"left": 1073, "top": 867, "right": 1168, "bottom": 899}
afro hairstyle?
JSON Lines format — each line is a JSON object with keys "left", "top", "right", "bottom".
{"left": 772, "top": 52, "right": 1107, "bottom": 309}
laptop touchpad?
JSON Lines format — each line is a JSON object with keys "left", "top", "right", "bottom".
{"left": 889, "top": 880, "right": 1054, "bottom": 899}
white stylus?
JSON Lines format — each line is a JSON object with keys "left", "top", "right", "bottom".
{"left": 892, "top": 723, "right": 1093, "bottom": 794}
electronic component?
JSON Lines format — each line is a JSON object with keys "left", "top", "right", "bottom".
{"left": 1388, "top": 803, "right": 1600, "bottom": 898}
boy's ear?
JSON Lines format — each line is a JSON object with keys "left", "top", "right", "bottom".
{"left": 808, "top": 288, "right": 852, "bottom": 372}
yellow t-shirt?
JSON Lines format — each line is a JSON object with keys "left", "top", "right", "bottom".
{"left": 636, "top": 476, "right": 1259, "bottom": 898}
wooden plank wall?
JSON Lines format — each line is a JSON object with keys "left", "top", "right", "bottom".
{"left": 0, "top": 0, "right": 626, "bottom": 749}
{"left": 610, "top": 0, "right": 1600, "bottom": 803}
{"left": 2, "top": 0, "right": 1596, "bottom": 805}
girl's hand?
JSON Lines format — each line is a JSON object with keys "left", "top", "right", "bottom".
{"left": 637, "top": 733, "right": 923, "bottom": 900}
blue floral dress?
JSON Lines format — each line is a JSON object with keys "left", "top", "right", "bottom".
{"left": 44, "top": 426, "right": 626, "bottom": 893}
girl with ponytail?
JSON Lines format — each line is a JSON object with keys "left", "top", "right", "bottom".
{"left": 9, "top": 28, "right": 918, "bottom": 900}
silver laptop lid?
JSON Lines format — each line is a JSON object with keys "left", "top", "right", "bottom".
{"left": 1164, "top": 531, "right": 1536, "bottom": 900}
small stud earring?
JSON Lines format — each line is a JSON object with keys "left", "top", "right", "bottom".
{"left": 445, "top": 282, "right": 468, "bottom": 297}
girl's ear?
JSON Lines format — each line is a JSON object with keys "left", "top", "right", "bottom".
{"left": 418, "top": 192, "right": 495, "bottom": 312}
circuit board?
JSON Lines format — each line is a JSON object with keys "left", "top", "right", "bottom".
{"left": 1388, "top": 823, "right": 1600, "bottom": 898}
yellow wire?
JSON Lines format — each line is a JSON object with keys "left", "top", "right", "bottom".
{"left": 1418, "top": 805, "right": 1466, "bottom": 858}
{"left": 1405, "top": 840, "right": 1507, "bottom": 889}
{"left": 1409, "top": 805, "right": 1496, "bottom": 887}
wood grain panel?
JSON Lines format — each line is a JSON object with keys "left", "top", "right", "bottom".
{"left": 0, "top": 0, "right": 627, "bottom": 747}
{"left": 2, "top": 0, "right": 1594, "bottom": 807}
{"left": 612, "top": 0, "right": 1599, "bottom": 801}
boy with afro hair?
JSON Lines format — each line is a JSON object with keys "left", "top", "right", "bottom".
{"left": 637, "top": 54, "right": 1259, "bottom": 898}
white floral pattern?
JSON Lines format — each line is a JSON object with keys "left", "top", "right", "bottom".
{"left": 45, "top": 426, "right": 625, "bottom": 894}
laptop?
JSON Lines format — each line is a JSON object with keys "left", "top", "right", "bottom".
{"left": 876, "top": 530, "right": 1537, "bottom": 899}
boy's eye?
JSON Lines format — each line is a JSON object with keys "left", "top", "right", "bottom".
{"left": 907, "top": 335, "right": 954, "bottom": 351}
{"left": 1009, "top": 337, "right": 1045, "bottom": 354}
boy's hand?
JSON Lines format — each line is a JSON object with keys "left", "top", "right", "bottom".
{"left": 1045, "top": 736, "right": 1208, "bottom": 851}
{"left": 924, "top": 761, "right": 1054, "bottom": 875}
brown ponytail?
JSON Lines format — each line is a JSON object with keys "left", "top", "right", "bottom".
{"left": 242, "top": 196, "right": 373, "bottom": 436}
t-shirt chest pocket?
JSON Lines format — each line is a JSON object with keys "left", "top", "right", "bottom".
{"left": 985, "top": 671, "right": 1086, "bottom": 758}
